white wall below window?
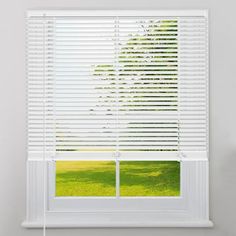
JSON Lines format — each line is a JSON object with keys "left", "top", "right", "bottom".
{"left": 0, "top": 0, "right": 236, "bottom": 236}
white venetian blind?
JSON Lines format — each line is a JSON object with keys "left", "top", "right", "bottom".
{"left": 27, "top": 11, "right": 208, "bottom": 161}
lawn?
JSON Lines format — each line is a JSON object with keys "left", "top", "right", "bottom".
{"left": 56, "top": 161, "right": 180, "bottom": 197}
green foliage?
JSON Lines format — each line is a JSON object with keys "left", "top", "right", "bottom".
{"left": 93, "top": 20, "right": 178, "bottom": 112}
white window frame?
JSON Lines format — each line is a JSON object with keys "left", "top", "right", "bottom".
{"left": 22, "top": 10, "right": 213, "bottom": 228}
{"left": 23, "top": 160, "right": 211, "bottom": 227}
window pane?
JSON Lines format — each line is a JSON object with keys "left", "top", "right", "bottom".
{"left": 56, "top": 161, "right": 116, "bottom": 197}
{"left": 120, "top": 161, "right": 180, "bottom": 197}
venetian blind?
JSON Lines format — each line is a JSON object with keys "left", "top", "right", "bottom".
{"left": 27, "top": 11, "right": 208, "bottom": 161}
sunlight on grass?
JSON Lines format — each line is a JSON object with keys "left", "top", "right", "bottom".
{"left": 120, "top": 161, "right": 180, "bottom": 196}
{"left": 56, "top": 161, "right": 180, "bottom": 197}
{"left": 56, "top": 161, "right": 116, "bottom": 197}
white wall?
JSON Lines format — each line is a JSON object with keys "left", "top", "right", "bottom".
{"left": 0, "top": 0, "right": 236, "bottom": 235}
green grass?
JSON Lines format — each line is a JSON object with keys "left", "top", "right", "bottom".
{"left": 56, "top": 161, "right": 116, "bottom": 196}
{"left": 120, "top": 161, "right": 180, "bottom": 196}
{"left": 56, "top": 161, "right": 180, "bottom": 197}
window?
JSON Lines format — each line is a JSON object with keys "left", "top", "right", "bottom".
{"left": 23, "top": 10, "right": 212, "bottom": 228}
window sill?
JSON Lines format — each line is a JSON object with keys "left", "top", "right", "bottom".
{"left": 22, "top": 220, "right": 213, "bottom": 228}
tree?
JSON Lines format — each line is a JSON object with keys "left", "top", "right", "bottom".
{"left": 92, "top": 20, "right": 179, "bottom": 151}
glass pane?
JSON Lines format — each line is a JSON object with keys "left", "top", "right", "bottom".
{"left": 56, "top": 161, "right": 116, "bottom": 197}
{"left": 120, "top": 161, "right": 180, "bottom": 197}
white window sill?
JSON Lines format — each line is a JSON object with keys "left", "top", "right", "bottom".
{"left": 22, "top": 220, "right": 213, "bottom": 228}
